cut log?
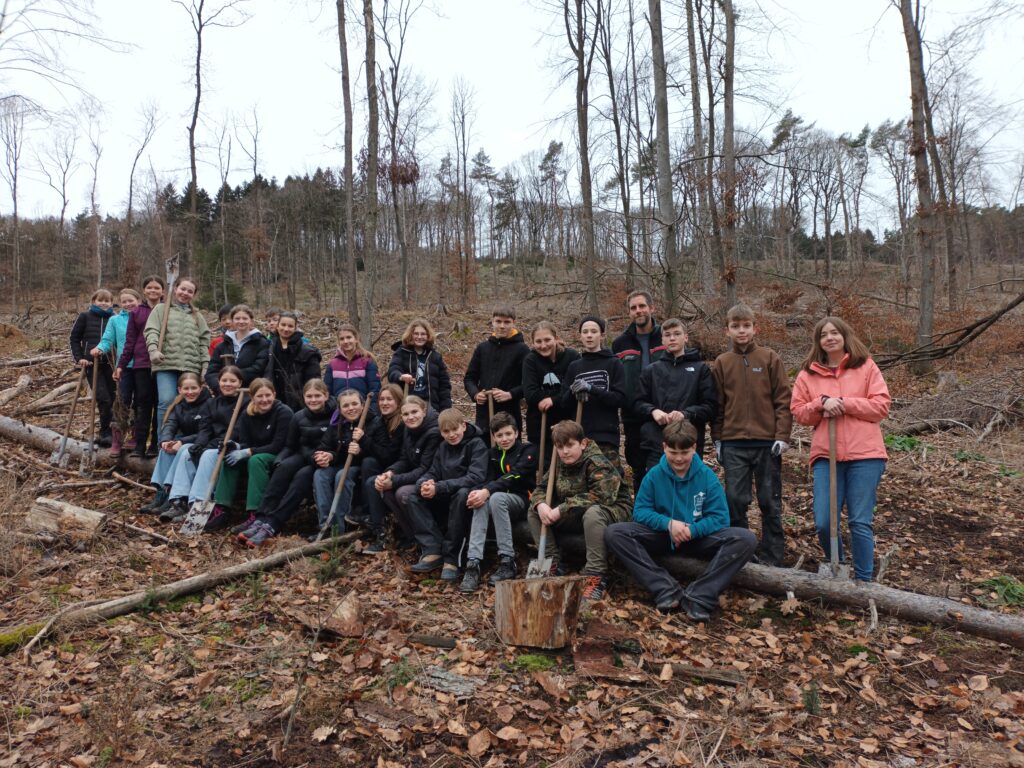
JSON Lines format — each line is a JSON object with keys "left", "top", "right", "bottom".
{"left": 0, "top": 530, "right": 363, "bottom": 654}
{"left": 20, "top": 381, "right": 79, "bottom": 414}
{"left": 324, "top": 591, "right": 363, "bottom": 637}
{"left": 661, "top": 557, "right": 1024, "bottom": 650}
{"left": 0, "top": 353, "right": 62, "bottom": 368}
{"left": 0, "top": 374, "right": 31, "bottom": 407}
{"left": 494, "top": 575, "right": 587, "bottom": 649}
{"left": 0, "top": 415, "right": 153, "bottom": 475}
{"left": 26, "top": 497, "right": 106, "bottom": 541}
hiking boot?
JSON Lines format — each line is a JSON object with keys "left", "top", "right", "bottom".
{"left": 580, "top": 574, "right": 608, "bottom": 605}
{"left": 243, "top": 521, "right": 276, "bottom": 548}
{"left": 460, "top": 560, "right": 482, "bottom": 593}
{"left": 489, "top": 556, "right": 518, "bottom": 585}
{"left": 203, "top": 505, "right": 231, "bottom": 532}
{"left": 361, "top": 534, "right": 387, "bottom": 555}
{"left": 410, "top": 554, "right": 443, "bottom": 573}
{"left": 159, "top": 498, "right": 188, "bottom": 523}
{"left": 440, "top": 563, "right": 460, "bottom": 582}
{"left": 145, "top": 444, "right": 159, "bottom": 458}
{"left": 139, "top": 486, "right": 168, "bottom": 513}
{"left": 682, "top": 597, "right": 712, "bottom": 623}
{"left": 231, "top": 512, "right": 257, "bottom": 535}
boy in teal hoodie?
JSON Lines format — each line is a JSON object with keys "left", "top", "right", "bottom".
{"left": 604, "top": 420, "right": 756, "bottom": 621}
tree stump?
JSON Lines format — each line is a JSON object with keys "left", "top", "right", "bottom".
{"left": 494, "top": 576, "right": 586, "bottom": 649}
{"left": 26, "top": 497, "right": 106, "bottom": 542}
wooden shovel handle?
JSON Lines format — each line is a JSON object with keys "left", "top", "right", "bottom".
{"left": 537, "top": 410, "right": 547, "bottom": 482}
{"left": 204, "top": 391, "right": 247, "bottom": 500}
{"left": 316, "top": 394, "right": 375, "bottom": 541}
{"left": 156, "top": 278, "right": 175, "bottom": 356}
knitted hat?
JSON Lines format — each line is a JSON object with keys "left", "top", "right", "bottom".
{"left": 579, "top": 315, "right": 606, "bottom": 333}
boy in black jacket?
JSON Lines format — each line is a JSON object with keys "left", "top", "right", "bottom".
{"left": 635, "top": 318, "right": 718, "bottom": 467}
{"left": 463, "top": 307, "right": 529, "bottom": 433}
{"left": 460, "top": 412, "right": 539, "bottom": 592}
{"left": 561, "top": 316, "right": 626, "bottom": 466}
{"left": 405, "top": 408, "right": 489, "bottom": 580}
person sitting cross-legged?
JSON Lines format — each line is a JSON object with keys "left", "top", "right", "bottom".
{"left": 604, "top": 420, "right": 756, "bottom": 622}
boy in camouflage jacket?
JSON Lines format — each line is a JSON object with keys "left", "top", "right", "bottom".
{"left": 528, "top": 420, "right": 633, "bottom": 603}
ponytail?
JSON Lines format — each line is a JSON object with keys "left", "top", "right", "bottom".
{"left": 162, "top": 372, "right": 203, "bottom": 426}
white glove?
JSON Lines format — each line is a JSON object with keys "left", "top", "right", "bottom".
{"left": 714, "top": 441, "right": 722, "bottom": 463}
{"left": 771, "top": 440, "right": 789, "bottom": 457}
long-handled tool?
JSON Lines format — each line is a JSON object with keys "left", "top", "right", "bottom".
{"left": 537, "top": 411, "right": 548, "bottom": 484}
{"left": 180, "top": 392, "right": 247, "bottom": 536}
{"left": 818, "top": 418, "right": 850, "bottom": 579}
{"left": 156, "top": 254, "right": 180, "bottom": 360}
{"left": 80, "top": 359, "right": 102, "bottom": 474}
{"left": 315, "top": 394, "right": 374, "bottom": 541}
{"left": 486, "top": 390, "right": 495, "bottom": 446}
{"left": 50, "top": 367, "right": 88, "bottom": 468}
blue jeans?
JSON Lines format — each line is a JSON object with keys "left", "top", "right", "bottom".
{"left": 313, "top": 464, "right": 362, "bottom": 531}
{"left": 154, "top": 370, "right": 183, "bottom": 432}
{"left": 812, "top": 458, "right": 885, "bottom": 581}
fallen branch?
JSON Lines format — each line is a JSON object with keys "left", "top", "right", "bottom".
{"left": 407, "top": 633, "right": 457, "bottom": 649}
{"left": 661, "top": 558, "right": 1024, "bottom": 649}
{"left": 106, "top": 517, "right": 173, "bottom": 545}
{"left": 0, "top": 374, "right": 31, "bottom": 407}
{"left": 643, "top": 660, "right": 746, "bottom": 687}
{"left": 19, "top": 382, "right": 79, "bottom": 415}
{"left": 0, "top": 415, "right": 153, "bottom": 475}
{"left": 0, "top": 531, "right": 362, "bottom": 654}
{"left": 111, "top": 471, "right": 155, "bottom": 492}
{"left": 0, "top": 354, "right": 63, "bottom": 368}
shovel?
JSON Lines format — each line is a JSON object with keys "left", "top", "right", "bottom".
{"left": 315, "top": 394, "right": 374, "bottom": 541}
{"left": 80, "top": 358, "right": 102, "bottom": 474}
{"left": 537, "top": 411, "right": 548, "bottom": 484}
{"left": 155, "top": 254, "right": 180, "bottom": 359}
{"left": 180, "top": 391, "right": 247, "bottom": 536}
{"left": 817, "top": 417, "right": 851, "bottom": 579}
{"left": 526, "top": 449, "right": 560, "bottom": 579}
{"left": 486, "top": 390, "right": 495, "bottom": 446}
{"left": 50, "top": 367, "right": 88, "bottom": 468}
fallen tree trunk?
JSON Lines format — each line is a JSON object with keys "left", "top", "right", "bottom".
{"left": 662, "top": 557, "right": 1024, "bottom": 650}
{"left": 26, "top": 497, "right": 106, "bottom": 542}
{"left": 0, "top": 374, "right": 31, "bottom": 407}
{"left": 1, "top": 531, "right": 362, "bottom": 654}
{"left": 0, "top": 353, "right": 63, "bottom": 368}
{"left": 0, "top": 415, "right": 153, "bottom": 475}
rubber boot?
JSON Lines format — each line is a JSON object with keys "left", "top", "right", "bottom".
{"left": 109, "top": 426, "right": 123, "bottom": 458}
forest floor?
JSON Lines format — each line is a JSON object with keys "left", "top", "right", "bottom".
{"left": 1, "top": 277, "right": 1024, "bottom": 767}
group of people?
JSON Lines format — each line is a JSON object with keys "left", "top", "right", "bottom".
{"left": 71, "top": 281, "right": 891, "bottom": 620}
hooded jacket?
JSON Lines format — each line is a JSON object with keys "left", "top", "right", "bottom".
{"left": 323, "top": 348, "right": 381, "bottom": 401}
{"left": 206, "top": 329, "right": 271, "bottom": 391}
{"left": 633, "top": 453, "right": 729, "bottom": 540}
{"left": 636, "top": 348, "right": 718, "bottom": 430}
{"left": 612, "top": 321, "right": 665, "bottom": 420}
{"left": 560, "top": 349, "right": 627, "bottom": 446}
{"left": 711, "top": 340, "right": 792, "bottom": 444}
{"left": 143, "top": 303, "right": 211, "bottom": 374}
{"left": 192, "top": 392, "right": 249, "bottom": 455}
{"left": 118, "top": 304, "right": 154, "bottom": 370}
{"left": 483, "top": 440, "right": 538, "bottom": 501}
{"left": 160, "top": 387, "right": 212, "bottom": 443}
{"left": 521, "top": 347, "right": 581, "bottom": 445}
{"left": 96, "top": 311, "right": 129, "bottom": 366}
{"left": 70, "top": 306, "right": 114, "bottom": 363}
{"left": 791, "top": 355, "right": 890, "bottom": 464}
{"left": 264, "top": 332, "right": 323, "bottom": 411}
{"left": 464, "top": 331, "right": 529, "bottom": 427}
{"left": 529, "top": 442, "right": 632, "bottom": 522}
{"left": 417, "top": 422, "right": 489, "bottom": 496}
{"left": 387, "top": 342, "right": 452, "bottom": 411}
{"left": 388, "top": 408, "right": 442, "bottom": 488}
{"left": 318, "top": 409, "right": 393, "bottom": 467}
{"left": 276, "top": 400, "right": 336, "bottom": 464}
{"left": 236, "top": 400, "right": 293, "bottom": 457}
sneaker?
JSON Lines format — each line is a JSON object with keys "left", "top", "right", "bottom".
{"left": 489, "top": 556, "right": 518, "bottom": 585}
{"left": 231, "top": 513, "right": 257, "bottom": 535}
{"left": 440, "top": 563, "right": 460, "bottom": 582}
{"left": 236, "top": 518, "right": 263, "bottom": 544}
{"left": 243, "top": 521, "right": 276, "bottom": 547}
{"left": 410, "top": 554, "right": 443, "bottom": 573}
{"left": 580, "top": 574, "right": 608, "bottom": 605}
{"left": 460, "top": 560, "right": 482, "bottom": 593}
{"left": 203, "top": 505, "right": 231, "bottom": 532}
{"left": 361, "top": 534, "right": 386, "bottom": 555}
{"left": 159, "top": 498, "right": 188, "bottom": 523}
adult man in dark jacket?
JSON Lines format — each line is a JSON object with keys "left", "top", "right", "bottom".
{"left": 463, "top": 307, "right": 530, "bottom": 433}
{"left": 612, "top": 290, "right": 664, "bottom": 489}
{"left": 635, "top": 318, "right": 717, "bottom": 467}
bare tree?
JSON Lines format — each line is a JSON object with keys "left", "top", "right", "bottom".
{"left": 720, "top": 0, "right": 737, "bottom": 306}
{"left": 37, "top": 116, "right": 78, "bottom": 295}
{"left": 83, "top": 100, "right": 103, "bottom": 286}
{"left": 450, "top": 77, "right": 476, "bottom": 306}
{"left": 173, "top": 0, "right": 250, "bottom": 276}
{"left": 684, "top": 0, "right": 713, "bottom": 296}
{"left": 124, "top": 104, "right": 158, "bottom": 285}
{"left": 336, "top": 0, "right": 358, "bottom": 327}
{"left": 362, "top": 0, "right": 379, "bottom": 345}
{"left": 0, "top": 95, "right": 30, "bottom": 307}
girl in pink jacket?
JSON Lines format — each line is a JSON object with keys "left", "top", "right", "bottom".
{"left": 791, "top": 316, "right": 890, "bottom": 581}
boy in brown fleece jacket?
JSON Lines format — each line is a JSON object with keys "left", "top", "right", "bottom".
{"left": 710, "top": 304, "right": 792, "bottom": 567}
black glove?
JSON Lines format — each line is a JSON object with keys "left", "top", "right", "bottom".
{"left": 188, "top": 443, "right": 205, "bottom": 462}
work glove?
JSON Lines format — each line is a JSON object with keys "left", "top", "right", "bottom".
{"left": 188, "top": 443, "right": 205, "bottom": 462}
{"left": 226, "top": 448, "right": 250, "bottom": 466}
{"left": 570, "top": 379, "right": 592, "bottom": 395}
{"left": 771, "top": 440, "right": 789, "bottom": 457}
{"left": 150, "top": 349, "right": 165, "bottom": 365}
{"left": 714, "top": 441, "right": 722, "bottom": 463}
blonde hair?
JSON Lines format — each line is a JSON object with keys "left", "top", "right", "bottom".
{"left": 337, "top": 322, "right": 375, "bottom": 363}
{"left": 401, "top": 318, "right": 436, "bottom": 349}
{"left": 532, "top": 321, "right": 566, "bottom": 355}
{"left": 246, "top": 378, "right": 276, "bottom": 416}
{"left": 119, "top": 288, "right": 142, "bottom": 304}
{"left": 378, "top": 382, "right": 405, "bottom": 434}
{"left": 438, "top": 408, "right": 466, "bottom": 432}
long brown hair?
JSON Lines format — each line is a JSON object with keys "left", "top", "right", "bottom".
{"left": 401, "top": 318, "right": 436, "bottom": 349}
{"left": 162, "top": 371, "right": 203, "bottom": 426}
{"left": 378, "top": 382, "right": 406, "bottom": 434}
{"left": 801, "top": 316, "right": 871, "bottom": 371}
{"left": 336, "top": 322, "right": 375, "bottom": 363}
{"left": 531, "top": 321, "right": 566, "bottom": 355}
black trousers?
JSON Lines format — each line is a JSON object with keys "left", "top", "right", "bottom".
{"left": 257, "top": 455, "right": 315, "bottom": 532}
{"left": 402, "top": 487, "right": 473, "bottom": 565}
{"left": 721, "top": 444, "right": 785, "bottom": 566}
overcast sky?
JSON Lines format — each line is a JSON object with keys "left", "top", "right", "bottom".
{"left": 9, "top": 0, "right": 1024, "bottom": 230}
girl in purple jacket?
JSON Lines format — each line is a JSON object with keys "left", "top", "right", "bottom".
{"left": 117, "top": 275, "right": 165, "bottom": 457}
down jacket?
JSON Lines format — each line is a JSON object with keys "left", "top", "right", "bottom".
{"left": 144, "top": 303, "right": 211, "bottom": 374}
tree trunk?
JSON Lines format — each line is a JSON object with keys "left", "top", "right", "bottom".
{"left": 361, "top": 0, "right": 379, "bottom": 346}
{"left": 685, "top": 0, "right": 714, "bottom": 297}
{"left": 26, "top": 497, "right": 106, "bottom": 542}
{"left": 720, "top": 0, "right": 737, "bottom": 307}
{"left": 647, "top": 0, "right": 678, "bottom": 315}
{"left": 494, "top": 575, "right": 587, "bottom": 649}
{"left": 337, "top": 0, "right": 359, "bottom": 327}
{"left": 900, "top": 0, "right": 939, "bottom": 375}
{"left": 0, "top": 415, "right": 154, "bottom": 476}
